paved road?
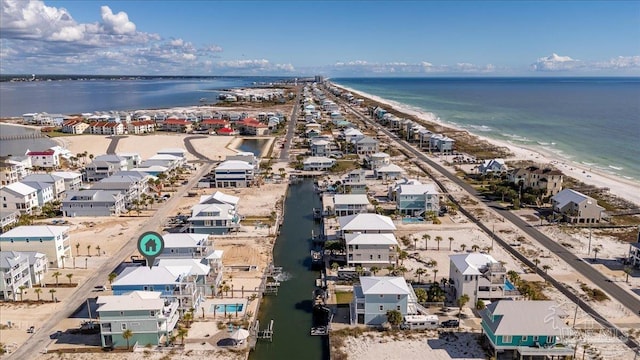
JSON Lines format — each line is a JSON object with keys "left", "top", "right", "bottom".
{"left": 280, "top": 85, "right": 302, "bottom": 161}
{"left": 337, "top": 90, "right": 640, "bottom": 350}
{"left": 105, "top": 135, "right": 128, "bottom": 154}
{"left": 183, "top": 135, "right": 212, "bottom": 162}
{"left": 10, "top": 163, "right": 212, "bottom": 359}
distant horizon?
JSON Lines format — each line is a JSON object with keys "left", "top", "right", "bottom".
{"left": 3, "top": 74, "right": 640, "bottom": 79}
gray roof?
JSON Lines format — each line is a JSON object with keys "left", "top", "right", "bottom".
{"left": 20, "top": 181, "right": 53, "bottom": 191}
{"left": 97, "top": 291, "right": 164, "bottom": 312}
{"left": 0, "top": 225, "right": 69, "bottom": 238}
{"left": 64, "top": 189, "right": 122, "bottom": 202}
{"left": 0, "top": 251, "right": 27, "bottom": 269}
{"left": 1, "top": 182, "right": 37, "bottom": 196}
{"left": 449, "top": 253, "right": 498, "bottom": 275}
{"left": 95, "top": 175, "right": 141, "bottom": 184}
{"left": 333, "top": 194, "right": 370, "bottom": 206}
{"left": 360, "top": 276, "right": 411, "bottom": 295}
{"left": 338, "top": 214, "right": 396, "bottom": 232}
{"left": 345, "top": 233, "right": 397, "bottom": 246}
{"left": 481, "top": 301, "right": 567, "bottom": 336}
{"left": 22, "top": 174, "right": 63, "bottom": 183}
{"left": 94, "top": 154, "right": 126, "bottom": 163}
{"left": 552, "top": 189, "right": 596, "bottom": 208}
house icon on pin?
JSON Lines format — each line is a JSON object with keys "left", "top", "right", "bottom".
{"left": 145, "top": 238, "right": 157, "bottom": 253}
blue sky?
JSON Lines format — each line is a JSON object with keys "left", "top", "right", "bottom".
{"left": 1, "top": 1, "right": 639, "bottom": 76}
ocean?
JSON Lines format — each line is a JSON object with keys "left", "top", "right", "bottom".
{"left": 332, "top": 77, "right": 640, "bottom": 181}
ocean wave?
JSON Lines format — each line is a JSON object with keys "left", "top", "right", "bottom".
{"left": 468, "top": 124, "right": 492, "bottom": 132}
{"left": 609, "top": 165, "right": 624, "bottom": 171}
{"left": 537, "top": 141, "right": 556, "bottom": 146}
{"left": 501, "top": 133, "right": 532, "bottom": 142}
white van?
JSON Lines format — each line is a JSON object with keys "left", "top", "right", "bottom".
{"left": 402, "top": 315, "right": 439, "bottom": 330}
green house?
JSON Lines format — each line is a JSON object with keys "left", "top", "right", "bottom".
{"left": 481, "top": 300, "right": 573, "bottom": 359}
{"left": 97, "top": 291, "right": 180, "bottom": 349}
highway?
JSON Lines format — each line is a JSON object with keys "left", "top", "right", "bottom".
{"left": 280, "top": 85, "right": 301, "bottom": 161}
{"left": 10, "top": 161, "right": 212, "bottom": 359}
{"left": 337, "top": 89, "right": 640, "bottom": 350}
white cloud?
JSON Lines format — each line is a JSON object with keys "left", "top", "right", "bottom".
{"left": 531, "top": 53, "right": 581, "bottom": 71}
{"left": 593, "top": 56, "right": 640, "bottom": 70}
{"left": 100, "top": 6, "right": 136, "bottom": 35}
{"left": 213, "top": 59, "right": 295, "bottom": 74}
{"left": 328, "top": 60, "right": 496, "bottom": 75}
{"left": 531, "top": 53, "right": 640, "bottom": 73}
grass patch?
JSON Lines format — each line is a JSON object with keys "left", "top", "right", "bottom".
{"left": 335, "top": 291, "right": 353, "bottom": 304}
{"left": 580, "top": 284, "right": 609, "bottom": 302}
{"left": 329, "top": 160, "right": 359, "bottom": 174}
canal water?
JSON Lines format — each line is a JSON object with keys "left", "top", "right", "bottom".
{"left": 236, "top": 138, "right": 271, "bottom": 157}
{"left": 249, "top": 179, "right": 329, "bottom": 360}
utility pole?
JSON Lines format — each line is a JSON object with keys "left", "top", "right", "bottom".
{"left": 587, "top": 227, "right": 592, "bottom": 255}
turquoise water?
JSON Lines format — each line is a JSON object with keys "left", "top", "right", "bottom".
{"left": 211, "top": 303, "right": 244, "bottom": 313}
{"left": 505, "top": 280, "right": 516, "bottom": 291}
{"left": 333, "top": 77, "right": 640, "bottom": 181}
{"left": 402, "top": 217, "right": 425, "bottom": 224}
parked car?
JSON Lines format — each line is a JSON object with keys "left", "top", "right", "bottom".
{"left": 27, "top": 326, "right": 35, "bottom": 333}
{"left": 94, "top": 285, "right": 107, "bottom": 291}
{"left": 440, "top": 319, "right": 460, "bottom": 328}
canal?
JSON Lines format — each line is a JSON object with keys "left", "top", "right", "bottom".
{"left": 236, "top": 138, "right": 271, "bottom": 157}
{"left": 249, "top": 179, "right": 329, "bottom": 360}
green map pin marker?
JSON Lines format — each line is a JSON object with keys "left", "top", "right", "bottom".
{"left": 137, "top": 231, "right": 165, "bottom": 268}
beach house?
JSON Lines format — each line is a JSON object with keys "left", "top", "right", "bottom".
{"left": 478, "top": 159, "right": 508, "bottom": 175}
{"left": 83, "top": 161, "right": 118, "bottom": 182}
{"left": 449, "top": 253, "right": 520, "bottom": 305}
{"left": 353, "top": 136, "right": 379, "bottom": 155}
{"left": 214, "top": 160, "right": 255, "bottom": 188}
{"left": 188, "top": 192, "right": 241, "bottom": 235}
{"left": 26, "top": 149, "right": 60, "bottom": 169}
{"left": 0, "top": 182, "right": 39, "bottom": 214}
{"left": 111, "top": 266, "right": 202, "bottom": 312}
{"left": 0, "top": 209, "right": 20, "bottom": 231}
{"left": 508, "top": 166, "right": 564, "bottom": 197}
{"left": 159, "top": 233, "right": 209, "bottom": 259}
{"left": 22, "top": 174, "right": 66, "bottom": 199}
{"left": 61, "top": 119, "right": 89, "bottom": 134}
{"left": 429, "top": 134, "right": 455, "bottom": 154}
{"left": 51, "top": 171, "right": 83, "bottom": 191}
{"left": 310, "top": 139, "right": 332, "bottom": 157}
{"left": 62, "top": 189, "right": 126, "bottom": 217}
{"left": 365, "top": 152, "right": 391, "bottom": 170}
{"left": 338, "top": 213, "right": 396, "bottom": 238}
{"left": 352, "top": 276, "right": 421, "bottom": 326}
{"left": 551, "top": 189, "right": 604, "bottom": 224}
{"left": 0, "top": 251, "right": 47, "bottom": 300}
{"left": 303, "top": 157, "right": 335, "bottom": 171}
{"left": 160, "top": 119, "right": 193, "bottom": 133}
{"left": 345, "top": 233, "right": 398, "bottom": 268}
{"left": 374, "top": 163, "right": 404, "bottom": 180}
{"left": 19, "top": 180, "right": 54, "bottom": 208}
{"left": 332, "top": 194, "right": 371, "bottom": 217}
{"left": 91, "top": 174, "right": 150, "bottom": 205}
{"left": 97, "top": 291, "right": 180, "bottom": 349}
{"left": 481, "top": 300, "right": 572, "bottom": 359}
{"left": 0, "top": 160, "right": 20, "bottom": 186}
{"left": 0, "top": 225, "right": 71, "bottom": 268}
{"left": 395, "top": 183, "right": 440, "bottom": 217}
{"left": 225, "top": 152, "right": 259, "bottom": 170}
{"left": 340, "top": 170, "right": 367, "bottom": 194}
{"left": 126, "top": 120, "right": 156, "bottom": 134}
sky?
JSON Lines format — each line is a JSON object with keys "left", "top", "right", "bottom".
{"left": 1, "top": 0, "right": 639, "bottom": 77}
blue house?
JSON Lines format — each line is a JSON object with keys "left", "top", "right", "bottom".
{"left": 481, "top": 300, "right": 573, "bottom": 359}
{"left": 352, "top": 276, "right": 422, "bottom": 326}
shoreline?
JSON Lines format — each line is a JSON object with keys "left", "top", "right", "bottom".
{"left": 331, "top": 82, "right": 640, "bottom": 207}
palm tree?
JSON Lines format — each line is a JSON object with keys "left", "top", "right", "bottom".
{"left": 49, "top": 288, "right": 56, "bottom": 302}
{"left": 86, "top": 244, "right": 92, "bottom": 257}
{"left": 75, "top": 243, "right": 80, "bottom": 257}
{"left": 182, "top": 312, "right": 193, "bottom": 328}
{"left": 96, "top": 245, "right": 101, "bottom": 256}
{"left": 412, "top": 236, "right": 418, "bottom": 250}
{"left": 457, "top": 294, "right": 470, "bottom": 328}
{"left": 385, "top": 265, "right": 395, "bottom": 275}
{"left": 176, "top": 326, "right": 188, "bottom": 345}
{"left": 52, "top": 271, "right": 62, "bottom": 286}
{"left": 542, "top": 265, "right": 551, "bottom": 274}
{"left": 448, "top": 237, "right": 454, "bottom": 251}
{"left": 35, "top": 270, "right": 43, "bottom": 286}
{"left": 34, "top": 288, "right": 42, "bottom": 301}
{"left": 624, "top": 266, "right": 633, "bottom": 283}
{"left": 18, "top": 286, "right": 27, "bottom": 301}
{"left": 66, "top": 273, "right": 73, "bottom": 284}
{"left": 483, "top": 246, "right": 493, "bottom": 254}
{"left": 396, "top": 266, "right": 408, "bottom": 276}
{"left": 432, "top": 269, "right": 439, "bottom": 283}
{"left": 471, "top": 244, "right": 480, "bottom": 252}
{"left": 108, "top": 272, "right": 117, "bottom": 285}
{"left": 435, "top": 236, "right": 443, "bottom": 251}
{"left": 460, "top": 244, "right": 467, "bottom": 252}
{"left": 60, "top": 255, "right": 66, "bottom": 269}
{"left": 593, "top": 247, "right": 600, "bottom": 262}
{"left": 422, "top": 234, "right": 430, "bottom": 250}
{"left": 122, "top": 328, "right": 133, "bottom": 350}
{"left": 533, "top": 258, "right": 540, "bottom": 269}
{"left": 223, "top": 283, "right": 231, "bottom": 297}
{"left": 370, "top": 266, "right": 380, "bottom": 276}
{"left": 398, "top": 250, "right": 408, "bottom": 265}
{"left": 415, "top": 268, "right": 426, "bottom": 283}
{"left": 507, "top": 270, "right": 520, "bottom": 285}
{"left": 355, "top": 266, "right": 364, "bottom": 276}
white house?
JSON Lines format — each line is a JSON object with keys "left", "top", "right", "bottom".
{"left": 449, "top": 253, "right": 519, "bottom": 305}
{"left": 332, "top": 194, "right": 371, "bottom": 217}
{"left": 551, "top": 189, "right": 604, "bottom": 224}
{"left": 303, "top": 157, "right": 335, "bottom": 171}
{"left": 345, "top": 233, "right": 398, "bottom": 267}
{"left": 159, "top": 233, "right": 210, "bottom": 259}
{"left": 23, "top": 174, "right": 66, "bottom": 199}
{"left": 353, "top": 136, "right": 379, "bottom": 155}
{"left": 395, "top": 183, "right": 440, "bottom": 217}
{"left": 365, "top": 152, "right": 391, "bottom": 170}
{"left": 26, "top": 149, "right": 60, "bottom": 169}
{"left": 374, "top": 164, "right": 404, "bottom": 180}
{"left": 352, "top": 276, "right": 419, "bottom": 326}
{"left": 19, "top": 181, "right": 55, "bottom": 207}
{"left": 0, "top": 226, "right": 72, "bottom": 268}
{"left": 338, "top": 213, "right": 396, "bottom": 238}
{"left": 1, "top": 182, "right": 39, "bottom": 214}
{"left": 214, "top": 160, "right": 255, "bottom": 188}
{"left": 51, "top": 171, "right": 83, "bottom": 191}
{"left": 478, "top": 159, "right": 508, "bottom": 175}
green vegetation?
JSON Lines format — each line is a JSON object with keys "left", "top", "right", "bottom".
{"left": 335, "top": 291, "right": 353, "bottom": 304}
{"left": 580, "top": 284, "right": 609, "bottom": 302}
{"left": 329, "top": 160, "right": 359, "bottom": 173}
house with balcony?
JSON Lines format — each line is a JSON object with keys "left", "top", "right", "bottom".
{"left": 0, "top": 209, "right": 20, "bottom": 231}
{"left": 303, "top": 157, "right": 335, "bottom": 171}
{"left": 111, "top": 265, "right": 202, "bottom": 312}
{"left": 214, "top": 160, "right": 254, "bottom": 188}
{"left": 117, "top": 153, "right": 143, "bottom": 169}
{"left": 508, "top": 166, "right": 564, "bottom": 197}
{"left": 551, "top": 189, "right": 604, "bottom": 224}
{"left": 26, "top": 149, "right": 60, "bottom": 169}
{"left": 395, "top": 183, "right": 439, "bottom": 217}
{"left": 342, "top": 128, "right": 364, "bottom": 143}
{"left": 346, "top": 233, "right": 398, "bottom": 268}
{"left": 238, "top": 118, "right": 269, "bottom": 136}
{"left": 159, "top": 233, "right": 209, "bottom": 259}
{"left": 429, "top": 134, "right": 455, "bottom": 154}
{"left": 1, "top": 156, "right": 31, "bottom": 183}
{"left": 1, "top": 182, "right": 39, "bottom": 214}
{"left": 154, "top": 258, "right": 216, "bottom": 297}
{"left": 341, "top": 170, "right": 367, "bottom": 194}
{"left": 310, "top": 139, "right": 332, "bottom": 157}
{"left": 478, "top": 159, "right": 508, "bottom": 175}
{"left": 449, "top": 253, "right": 520, "bottom": 305}
{"left": 19, "top": 180, "right": 54, "bottom": 208}
{"left": 22, "top": 174, "right": 66, "bottom": 199}
{"left": 51, "top": 171, "right": 83, "bottom": 191}
{"left": 365, "top": 152, "right": 391, "bottom": 170}
{"left": 0, "top": 251, "right": 32, "bottom": 300}
{"left": 160, "top": 119, "right": 193, "bottom": 133}
{"left": 338, "top": 213, "right": 396, "bottom": 239}
{"left": 353, "top": 136, "right": 379, "bottom": 155}
{"left": 188, "top": 193, "right": 241, "bottom": 235}
{"left": 628, "top": 240, "right": 640, "bottom": 268}
{"left": 62, "top": 189, "right": 126, "bottom": 217}
{"left": 126, "top": 120, "right": 156, "bottom": 134}
{"left": 332, "top": 194, "right": 371, "bottom": 217}
{"left": 97, "top": 291, "right": 180, "bottom": 349}
{"left": 199, "top": 119, "right": 230, "bottom": 132}
{"left": 374, "top": 163, "right": 404, "bottom": 180}
{"left": 0, "top": 160, "right": 20, "bottom": 186}
{"left": 0, "top": 225, "right": 71, "bottom": 268}
{"left": 352, "top": 276, "right": 424, "bottom": 326}
{"left": 481, "top": 300, "right": 572, "bottom": 359}
{"left": 91, "top": 174, "right": 149, "bottom": 206}
{"left": 61, "top": 119, "right": 89, "bottom": 134}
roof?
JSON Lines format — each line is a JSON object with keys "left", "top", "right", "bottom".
{"left": 112, "top": 266, "right": 180, "bottom": 286}
{"left": 1, "top": 182, "right": 37, "bottom": 196}
{"left": 216, "top": 160, "right": 253, "bottom": 170}
{"left": 206, "top": 249, "right": 224, "bottom": 260}
{"left": 339, "top": 214, "right": 396, "bottom": 232}
{"left": 0, "top": 225, "right": 69, "bottom": 238}
{"left": 333, "top": 194, "right": 370, "bottom": 206}
{"left": 189, "top": 203, "right": 234, "bottom": 219}
{"left": 64, "top": 189, "right": 122, "bottom": 202}
{"left": 20, "top": 181, "right": 53, "bottom": 191}
{"left": 369, "top": 152, "right": 390, "bottom": 159}
{"left": 208, "top": 191, "right": 240, "bottom": 206}
{"left": 149, "top": 154, "right": 181, "bottom": 161}
{"left": 26, "top": 149, "right": 55, "bottom": 156}
{"left": 482, "top": 300, "right": 567, "bottom": 336}
{"left": 51, "top": 171, "right": 83, "bottom": 180}
{"left": 360, "top": 276, "right": 411, "bottom": 295}
{"left": 0, "top": 251, "right": 28, "bottom": 269}
{"left": 355, "top": 136, "right": 378, "bottom": 144}
{"left": 158, "top": 148, "right": 186, "bottom": 155}
{"left": 376, "top": 164, "right": 404, "bottom": 173}
{"left": 156, "top": 259, "right": 210, "bottom": 276}
{"left": 216, "top": 127, "right": 235, "bottom": 134}
{"left": 398, "top": 184, "right": 438, "bottom": 196}
{"left": 94, "top": 154, "right": 126, "bottom": 163}
{"left": 552, "top": 189, "right": 597, "bottom": 208}
{"left": 97, "top": 291, "right": 164, "bottom": 312}
{"left": 303, "top": 156, "right": 335, "bottom": 164}
{"left": 449, "top": 253, "right": 498, "bottom": 275}
{"left": 345, "top": 233, "right": 398, "bottom": 246}
{"left": 22, "top": 174, "right": 63, "bottom": 183}
{"left": 163, "top": 233, "right": 208, "bottom": 248}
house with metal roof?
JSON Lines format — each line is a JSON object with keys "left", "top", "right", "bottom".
{"left": 21, "top": 174, "right": 65, "bottom": 199}
{"left": 353, "top": 136, "right": 379, "bottom": 155}
{"left": 26, "top": 149, "right": 60, "bottom": 169}
{"left": 91, "top": 174, "right": 149, "bottom": 205}
{"left": 478, "top": 159, "right": 508, "bottom": 175}
{"left": 303, "top": 157, "right": 335, "bottom": 171}
{"left": 374, "top": 163, "right": 404, "bottom": 180}
{"left": 214, "top": 160, "right": 255, "bottom": 188}
{"left": 551, "top": 189, "right": 604, "bottom": 224}
{"left": 83, "top": 161, "right": 119, "bottom": 182}
{"left": 188, "top": 201, "right": 241, "bottom": 235}
{"left": 481, "top": 300, "right": 572, "bottom": 359}
{"left": 338, "top": 213, "right": 396, "bottom": 238}
{"left": 159, "top": 233, "right": 209, "bottom": 259}
{"left": 0, "top": 209, "right": 20, "bottom": 231}
{"left": 51, "top": 171, "right": 83, "bottom": 192}
{"left": 352, "top": 276, "right": 423, "bottom": 325}
{"left": 0, "top": 225, "right": 71, "bottom": 268}
{"left": 0, "top": 182, "right": 39, "bottom": 214}
{"left": 0, "top": 251, "right": 47, "bottom": 300}
{"left": 19, "top": 180, "right": 54, "bottom": 207}
{"left": 449, "top": 253, "right": 520, "bottom": 305}
{"left": 62, "top": 189, "right": 126, "bottom": 217}
{"left": 345, "top": 233, "right": 398, "bottom": 268}
{"left": 365, "top": 152, "right": 391, "bottom": 170}
{"left": 395, "top": 183, "right": 440, "bottom": 217}
{"left": 332, "top": 194, "right": 371, "bottom": 217}
{"left": 97, "top": 291, "right": 180, "bottom": 348}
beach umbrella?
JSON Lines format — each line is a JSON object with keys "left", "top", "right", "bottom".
{"left": 229, "top": 328, "right": 250, "bottom": 341}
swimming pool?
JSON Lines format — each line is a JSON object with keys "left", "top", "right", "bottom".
{"left": 210, "top": 303, "right": 244, "bottom": 313}
{"left": 402, "top": 217, "right": 425, "bottom": 224}
{"left": 504, "top": 280, "right": 516, "bottom": 291}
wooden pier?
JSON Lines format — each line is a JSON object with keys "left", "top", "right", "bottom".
{"left": 260, "top": 263, "right": 283, "bottom": 295}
